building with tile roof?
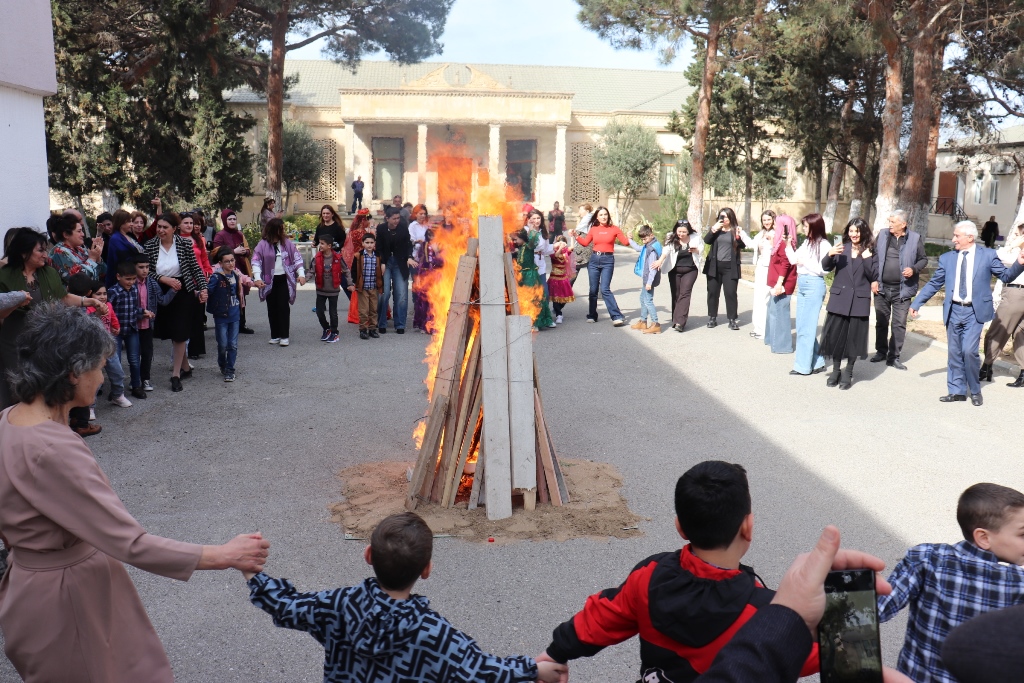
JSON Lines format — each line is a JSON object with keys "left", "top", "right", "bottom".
{"left": 226, "top": 59, "right": 693, "bottom": 221}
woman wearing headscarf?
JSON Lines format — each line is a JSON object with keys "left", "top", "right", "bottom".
{"left": 763, "top": 215, "right": 798, "bottom": 354}
{"left": 819, "top": 218, "right": 876, "bottom": 389}
{"left": 212, "top": 209, "right": 254, "bottom": 334}
{"left": 252, "top": 217, "right": 306, "bottom": 346}
{"left": 145, "top": 213, "right": 209, "bottom": 392}
{"left": 0, "top": 303, "right": 269, "bottom": 682}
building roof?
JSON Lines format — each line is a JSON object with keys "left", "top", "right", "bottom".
{"left": 942, "top": 123, "right": 1024, "bottom": 150}
{"left": 226, "top": 59, "right": 693, "bottom": 114}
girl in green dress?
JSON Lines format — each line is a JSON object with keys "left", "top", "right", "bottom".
{"left": 512, "top": 229, "right": 555, "bottom": 330}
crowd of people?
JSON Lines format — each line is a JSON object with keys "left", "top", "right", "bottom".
{"left": 2, "top": 197, "right": 1024, "bottom": 682}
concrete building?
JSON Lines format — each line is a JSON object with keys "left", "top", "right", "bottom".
{"left": 226, "top": 60, "right": 692, "bottom": 223}
{"left": 0, "top": 1, "right": 57, "bottom": 246}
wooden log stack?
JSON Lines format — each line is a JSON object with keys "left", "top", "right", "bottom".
{"left": 406, "top": 215, "right": 567, "bottom": 520}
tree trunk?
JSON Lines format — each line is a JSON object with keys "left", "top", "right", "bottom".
{"left": 870, "top": 5, "right": 903, "bottom": 235}
{"left": 264, "top": 2, "right": 289, "bottom": 209}
{"left": 823, "top": 161, "right": 845, "bottom": 231}
{"left": 744, "top": 152, "right": 753, "bottom": 233}
{"left": 849, "top": 139, "right": 871, "bottom": 220}
{"left": 900, "top": 19, "right": 942, "bottom": 239}
{"left": 687, "top": 21, "right": 721, "bottom": 233}
{"left": 813, "top": 160, "right": 823, "bottom": 214}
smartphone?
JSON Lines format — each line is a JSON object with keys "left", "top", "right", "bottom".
{"left": 818, "top": 569, "right": 883, "bottom": 683}
{"left": 834, "top": 234, "right": 843, "bottom": 247}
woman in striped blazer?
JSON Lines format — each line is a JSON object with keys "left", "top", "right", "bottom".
{"left": 145, "top": 213, "right": 208, "bottom": 392}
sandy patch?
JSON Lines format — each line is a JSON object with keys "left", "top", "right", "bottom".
{"left": 330, "top": 459, "right": 646, "bottom": 543}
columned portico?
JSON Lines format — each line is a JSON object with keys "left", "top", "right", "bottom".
{"left": 343, "top": 121, "right": 355, "bottom": 208}
{"left": 555, "top": 124, "right": 567, "bottom": 207}
{"left": 489, "top": 123, "right": 501, "bottom": 180}
{"left": 417, "top": 123, "right": 427, "bottom": 204}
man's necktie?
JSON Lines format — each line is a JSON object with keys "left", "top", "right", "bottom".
{"left": 959, "top": 251, "right": 968, "bottom": 301}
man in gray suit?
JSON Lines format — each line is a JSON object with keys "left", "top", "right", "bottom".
{"left": 911, "top": 220, "right": 1024, "bottom": 406}
{"left": 871, "top": 210, "right": 927, "bottom": 370}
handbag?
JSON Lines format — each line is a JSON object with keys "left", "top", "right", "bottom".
{"left": 573, "top": 242, "right": 593, "bottom": 268}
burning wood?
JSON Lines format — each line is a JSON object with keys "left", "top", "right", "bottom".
{"left": 407, "top": 215, "right": 566, "bottom": 521}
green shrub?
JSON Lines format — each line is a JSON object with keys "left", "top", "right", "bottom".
{"left": 925, "top": 243, "right": 951, "bottom": 257}
{"left": 638, "top": 179, "right": 689, "bottom": 243}
{"left": 241, "top": 221, "right": 262, "bottom": 249}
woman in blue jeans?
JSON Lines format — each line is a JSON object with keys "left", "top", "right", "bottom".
{"left": 785, "top": 213, "right": 830, "bottom": 375}
{"left": 575, "top": 207, "right": 631, "bottom": 326}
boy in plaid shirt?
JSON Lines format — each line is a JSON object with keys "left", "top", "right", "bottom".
{"left": 350, "top": 233, "right": 383, "bottom": 340}
{"left": 108, "top": 260, "right": 154, "bottom": 400}
{"left": 878, "top": 483, "right": 1024, "bottom": 683}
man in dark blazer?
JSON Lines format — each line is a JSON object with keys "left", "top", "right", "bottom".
{"left": 911, "top": 220, "right": 1024, "bottom": 406}
{"left": 872, "top": 210, "right": 927, "bottom": 370}
{"left": 375, "top": 211, "right": 414, "bottom": 334}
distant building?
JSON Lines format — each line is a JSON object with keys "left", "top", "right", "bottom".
{"left": 0, "top": 1, "right": 57, "bottom": 246}
{"left": 226, "top": 60, "right": 693, "bottom": 223}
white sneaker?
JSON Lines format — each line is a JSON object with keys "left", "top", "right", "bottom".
{"left": 279, "top": 338, "right": 290, "bottom": 347}
{"left": 547, "top": 323, "right": 557, "bottom": 328}
{"left": 555, "top": 315, "right": 563, "bottom": 324}
{"left": 143, "top": 380, "right": 154, "bottom": 391}
{"left": 269, "top": 338, "right": 280, "bottom": 344}
{"left": 89, "top": 408, "right": 97, "bottom": 421}
{"left": 111, "top": 395, "right": 132, "bottom": 408}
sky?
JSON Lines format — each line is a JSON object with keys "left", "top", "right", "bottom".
{"left": 287, "top": 0, "right": 693, "bottom": 71}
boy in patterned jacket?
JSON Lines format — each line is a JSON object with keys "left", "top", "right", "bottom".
{"left": 246, "top": 512, "right": 567, "bottom": 683}
{"left": 878, "top": 483, "right": 1024, "bottom": 683}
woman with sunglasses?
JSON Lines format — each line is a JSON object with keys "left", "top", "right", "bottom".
{"left": 703, "top": 207, "right": 752, "bottom": 330}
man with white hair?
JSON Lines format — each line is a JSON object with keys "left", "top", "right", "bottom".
{"left": 911, "top": 220, "right": 1024, "bottom": 406}
{"left": 871, "top": 209, "right": 927, "bottom": 370}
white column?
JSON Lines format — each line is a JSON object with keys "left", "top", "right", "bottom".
{"left": 555, "top": 124, "right": 567, "bottom": 207}
{"left": 488, "top": 123, "right": 501, "bottom": 180}
{"left": 417, "top": 123, "right": 427, "bottom": 204}
{"left": 343, "top": 122, "right": 355, "bottom": 212}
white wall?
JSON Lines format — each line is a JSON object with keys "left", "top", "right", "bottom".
{"left": 0, "top": 84, "right": 51, "bottom": 239}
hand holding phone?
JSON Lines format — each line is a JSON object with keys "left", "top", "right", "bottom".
{"left": 819, "top": 569, "right": 884, "bottom": 683}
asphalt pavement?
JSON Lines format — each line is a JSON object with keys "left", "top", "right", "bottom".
{"left": 0, "top": 252, "right": 1020, "bottom": 682}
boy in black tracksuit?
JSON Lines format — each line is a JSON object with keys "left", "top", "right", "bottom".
{"left": 542, "top": 461, "right": 819, "bottom": 683}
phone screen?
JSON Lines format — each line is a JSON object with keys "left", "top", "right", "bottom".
{"left": 834, "top": 235, "right": 843, "bottom": 247}
{"left": 818, "top": 569, "right": 883, "bottom": 683}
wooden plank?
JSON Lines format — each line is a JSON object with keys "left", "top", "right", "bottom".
{"left": 506, "top": 315, "right": 536, "bottom": 490}
{"left": 535, "top": 389, "right": 561, "bottom": 506}
{"left": 431, "top": 322, "right": 474, "bottom": 502}
{"left": 441, "top": 340, "right": 482, "bottom": 507}
{"left": 405, "top": 393, "right": 450, "bottom": 510}
{"left": 478, "top": 215, "right": 513, "bottom": 520}
{"left": 468, "top": 423, "right": 485, "bottom": 510}
{"left": 445, "top": 390, "right": 483, "bottom": 508}
{"left": 405, "top": 254, "right": 477, "bottom": 509}
{"left": 523, "top": 489, "right": 536, "bottom": 511}
{"left": 466, "top": 237, "right": 479, "bottom": 258}
{"left": 546, "top": 420, "right": 570, "bottom": 504}
{"left": 535, "top": 437, "right": 549, "bottom": 505}
{"left": 503, "top": 252, "right": 520, "bottom": 315}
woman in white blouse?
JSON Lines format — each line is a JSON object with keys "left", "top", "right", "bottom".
{"left": 786, "top": 213, "right": 830, "bottom": 375}
{"left": 750, "top": 210, "right": 777, "bottom": 339}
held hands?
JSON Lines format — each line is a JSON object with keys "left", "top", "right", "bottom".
{"left": 535, "top": 652, "right": 569, "bottom": 683}
{"left": 20, "top": 291, "right": 32, "bottom": 307}
{"left": 253, "top": 280, "right": 266, "bottom": 289}
{"left": 347, "top": 285, "right": 355, "bottom": 292}
{"left": 200, "top": 533, "right": 270, "bottom": 572}
{"left": 298, "top": 276, "right": 307, "bottom": 286}
{"left": 198, "top": 290, "right": 208, "bottom": 303}
{"left": 233, "top": 246, "right": 247, "bottom": 255}
{"left": 163, "top": 277, "right": 182, "bottom": 292}
{"left": 90, "top": 300, "right": 109, "bottom": 316}
{"left": 143, "top": 310, "right": 156, "bottom": 319}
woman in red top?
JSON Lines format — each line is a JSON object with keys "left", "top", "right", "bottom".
{"left": 575, "top": 206, "right": 630, "bottom": 325}
{"left": 764, "top": 214, "right": 798, "bottom": 354}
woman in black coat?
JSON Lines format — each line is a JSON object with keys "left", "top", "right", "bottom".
{"left": 819, "top": 217, "right": 877, "bottom": 389}
{"left": 702, "top": 207, "right": 752, "bottom": 330}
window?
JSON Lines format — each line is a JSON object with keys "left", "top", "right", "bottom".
{"left": 773, "top": 157, "right": 789, "bottom": 180}
{"left": 372, "top": 138, "right": 404, "bottom": 200}
{"left": 306, "top": 139, "right": 337, "bottom": 202}
{"left": 989, "top": 178, "right": 999, "bottom": 205}
{"left": 974, "top": 172, "right": 984, "bottom": 204}
{"left": 659, "top": 154, "right": 679, "bottom": 195}
{"left": 505, "top": 139, "right": 537, "bottom": 202}
{"left": 570, "top": 142, "right": 601, "bottom": 204}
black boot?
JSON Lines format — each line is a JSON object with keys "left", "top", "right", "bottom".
{"left": 980, "top": 364, "right": 993, "bottom": 382}
{"left": 728, "top": 318, "right": 740, "bottom": 330}
{"left": 1009, "top": 370, "right": 1024, "bottom": 388}
{"left": 706, "top": 317, "right": 718, "bottom": 328}
{"left": 839, "top": 358, "right": 855, "bottom": 390}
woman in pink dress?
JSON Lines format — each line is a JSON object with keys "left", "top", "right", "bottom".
{"left": 0, "top": 303, "right": 269, "bottom": 682}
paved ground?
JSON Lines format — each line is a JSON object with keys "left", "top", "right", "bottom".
{"left": 1, "top": 252, "right": 1020, "bottom": 682}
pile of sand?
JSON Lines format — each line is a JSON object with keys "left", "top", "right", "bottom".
{"left": 330, "top": 459, "right": 646, "bottom": 543}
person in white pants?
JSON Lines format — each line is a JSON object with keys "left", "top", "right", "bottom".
{"left": 750, "top": 210, "right": 777, "bottom": 339}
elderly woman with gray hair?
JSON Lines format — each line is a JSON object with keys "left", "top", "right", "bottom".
{"left": 0, "top": 303, "right": 270, "bottom": 682}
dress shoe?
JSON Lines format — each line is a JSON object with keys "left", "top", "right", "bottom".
{"left": 396, "top": 329, "right": 405, "bottom": 334}
{"left": 869, "top": 353, "right": 886, "bottom": 363}
{"left": 1009, "top": 371, "right": 1024, "bottom": 388}
{"left": 938, "top": 394, "right": 967, "bottom": 403}
{"left": 378, "top": 327, "right": 387, "bottom": 334}
{"left": 789, "top": 370, "right": 806, "bottom": 376}
{"left": 812, "top": 366, "right": 827, "bottom": 374}
{"left": 240, "top": 327, "right": 255, "bottom": 334}
{"left": 130, "top": 387, "right": 147, "bottom": 400}
{"left": 179, "top": 367, "right": 193, "bottom": 379}
{"left": 706, "top": 317, "right": 718, "bottom": 328}
{"left": 630, "top": 319, "right": 648, "bottom": 330}
{"left": 170, "top": 376, "right": 183, "bottom": 392}
{"left": 826, "top": 371, "right": 841, "bottom": 387}
{"left": 728, "top": 319, "right": 740, "bottom": 330}
{"left": 971, "top": 393, "right": 984, "bottom": 406}
{"left": 888, "top": 359, "right": 907, "bottom": 371}
{"left": 73, "top": 423, "right": 102, "bottom": 437}
{"left": 360, "top": 330, "right": 369, "bottom": 340}
{"left": 979, "top": 364, "right": 993, "bottom": 382}
{"left": 368, "top": 329, "right": 380, "bottom": 339}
